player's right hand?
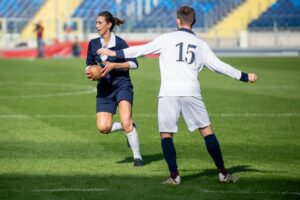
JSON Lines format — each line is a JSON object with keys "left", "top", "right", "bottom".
{"left": 248, "top": 73, "right": 258, "bottom": 83}
{"left": 85, "top": 66, "right": 92, "bottom": 80}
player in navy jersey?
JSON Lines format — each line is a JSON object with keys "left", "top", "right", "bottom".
{"left": 98, "top": 6, "right": 258, "bottom": 184}
{"left": 85, "top": 11, "right": 143, "bottom": 166}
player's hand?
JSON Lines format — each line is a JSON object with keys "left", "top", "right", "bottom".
{"left": 248, "top": 73, "right": 258, "bottom": 83}
{"left": 101, "top": 61, "right": 115, "bottom": 77}
{"left": 97, "top": 48, "right": 116, "bottom": 57}
{"left": 85, "top": 66, "right": 92, "bottom": 80}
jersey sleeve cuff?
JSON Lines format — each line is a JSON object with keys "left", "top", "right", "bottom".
{"left": 128, "top": 61, "right": 138, "bottom": 69}
{"left": 116, "top": 50, "right": 125, "bottom": 59}
{"left": 240, "top": 72, "right": 249, "bottom": 82}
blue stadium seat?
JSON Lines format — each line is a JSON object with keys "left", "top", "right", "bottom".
{"left": 0, "top": 0, "right": 45, "bottom": 33}
{"left": 248, "top": 0, "right": 300, "bottom": 30}
{"left": 72, "top": 0, "right": 245, "bottom": 32}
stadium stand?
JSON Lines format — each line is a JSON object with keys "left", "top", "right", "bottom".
{"left": 73, "top": 0, "right": 117, "bottom": 32}
{"left": 0, "top": 0, "right": 45, "bottom": 33}
{"left": 72, "top": 0, "right": 245, "bottom": 32}
{"left": 21, "top": 0, "right": 82, "bottom": 40}
{"left": 1, "top": 0, "right": 299, "bottom": 57}
{"left": 207, "top": 0, "right": 276, "bottom": 38}
{"left": 136, "top": 0, "right": 245, "bottom": 29}
{"left": 248, "top": 0, "right": 300, "bottom": 30}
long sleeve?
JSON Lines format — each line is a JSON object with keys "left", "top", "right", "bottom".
{"left": 86, "top": 41, "right": 96, "bottom": 66}
{"left": 201, "top": 41, "right": 242, "bottom": 80}
{"left": 116, "top": 35, "right": 164, "bottom": 59}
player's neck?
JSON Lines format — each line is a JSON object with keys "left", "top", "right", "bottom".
{"left": 178, "top": 25, "right": 191, "bottom": 30}
{"left": 102, "top": 31, "right": 111, "bottom": 46}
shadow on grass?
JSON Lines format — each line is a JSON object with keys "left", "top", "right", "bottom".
{"left": 116, "top": 153, "right": 164, "bottom": 165}
{"left": 1, "top": 174, "right": 299, "bottom": 200}
{"left": 183, "top": 165, "right": 286, "bottom": 180}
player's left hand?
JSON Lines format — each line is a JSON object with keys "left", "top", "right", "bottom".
{"left": 97, "top": 48, "right": 116, "bottom": 57}
{"left": 248, "top": 73, "right": 258, "bottom": 83}
{"left": 101, "top": 61, "right": 115, "bottom": 77}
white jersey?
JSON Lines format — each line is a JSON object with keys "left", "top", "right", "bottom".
{"left": 119, "top": 29, "right": 242, "bottom": 97}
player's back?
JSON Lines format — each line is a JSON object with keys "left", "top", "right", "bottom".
{"left": 157, "top": 29, "right": 204, "bottom": 97}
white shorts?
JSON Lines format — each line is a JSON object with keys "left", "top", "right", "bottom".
{"left": 158, "top": 96, "right": 211, "bottom": 133}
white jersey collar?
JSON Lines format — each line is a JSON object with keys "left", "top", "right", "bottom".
{"left": 100, "top": 32, "right": 116, "bottom": 48}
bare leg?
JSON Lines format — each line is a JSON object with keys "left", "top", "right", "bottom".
{"left": 96, "top": 112, "right": 113, "bottom": 134}
{"left": 118, "top": 100, "right": 142, "bottom": 160}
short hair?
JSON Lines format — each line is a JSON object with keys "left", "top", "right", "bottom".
{"left": 177, "top": 6, "right": 196, "bottom": 27}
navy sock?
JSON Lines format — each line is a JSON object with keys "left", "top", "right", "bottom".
{"left": 161, "top": 138, "right": 178, "bottom": 178}
{"left": 204, "top": 134, "right": 227, "bottom": 175}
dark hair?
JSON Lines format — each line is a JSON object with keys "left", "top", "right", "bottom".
{"left": 98, "top": 11, "right": 124, "bottom": 31}
{"left": 177, "top": 6, "right": 196, "bottom": 27}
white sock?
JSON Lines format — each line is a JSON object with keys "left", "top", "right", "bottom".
{"left": 110, "top": 122, "right": 123, "bottom": 132}
{"left": 125, "top": 127, "right": 142, "bottom": 159}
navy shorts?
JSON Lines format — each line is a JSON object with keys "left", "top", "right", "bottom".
{"left": 96, "top": 87, "right": 133, "bottom": 114}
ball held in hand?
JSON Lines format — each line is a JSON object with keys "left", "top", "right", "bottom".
{"left": 88, "top": 65, "right": 103, "bottom": 81}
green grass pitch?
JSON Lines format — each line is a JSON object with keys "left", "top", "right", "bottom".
{"left": 0, "top": 57, "right": 299, "bottom": 200}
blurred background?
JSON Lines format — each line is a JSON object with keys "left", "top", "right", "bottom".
{"left": 0, "top": 0, "right": 299, "bottom": 58}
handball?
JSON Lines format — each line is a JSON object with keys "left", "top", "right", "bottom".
{"left": 88, "top": 65, "right": 103, "bottom": 81}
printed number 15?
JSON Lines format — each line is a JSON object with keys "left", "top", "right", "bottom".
{"left": 176, "top": 42, "right": 196, "bottom": 64}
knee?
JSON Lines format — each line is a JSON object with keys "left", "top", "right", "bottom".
{"left": 199, "top": 126, "right": 213, "bottom": 137}
{"left": 97, "top": 123, "right": 111, "bottom": 134}
{"left": 121, "top": 120, "right": 133, "bottom": 133}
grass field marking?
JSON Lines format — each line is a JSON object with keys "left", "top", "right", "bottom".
{"left": 209, "top": 113, "right": 300, "bottom": 117}
{"left": 5, "top": 188, "right": 299, "bottom": 195}
{"left": 0, "top": 82, "right": 96, "bottom": 99}
{"left": 0, "top": 113, "right": 299, "bottom": 119}
{"left": 4, "top": 188, "right": 108, "bottom": 193}
{"left": 0, "top": 114, "right": 91, "bottom": 118}
{"left": 0, "top": 82, "right": 92, "bottom": 89}
{"left": 199, "top": 189, "right": 300, "bottom": 196}
{"left": 205, "top": 85, "right": 298, "bottom": 90}
{"left": 30, "top": 188, "right": 107, "bottom": 192}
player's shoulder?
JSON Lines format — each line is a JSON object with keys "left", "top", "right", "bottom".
{"left": 115, "top": 35, "right": 129, "bottom": 48}
{"left": 115, "top": 35, "right": 127, "bottom": 45}
{"left": 167, "top": 30, "right": 203, "bottom": 41}
{"left": 88, "top": 37, "right": 100, "bottom": 44}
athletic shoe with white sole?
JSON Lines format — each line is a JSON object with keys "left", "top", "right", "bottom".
{"left": 219, "top": 173, "right": 239, "bottom": 183}
{"left": 162, "top": 176, "right": 181, "bottom": 185}
{"left": 133, "top": 158, "right": 143, "bottom": 167}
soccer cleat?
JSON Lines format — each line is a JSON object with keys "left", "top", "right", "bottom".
{"left": 133, "top": 158, "right": 143, "bottom": 167}
{"left": 218, "top": 173, "right": 239, "bottom": 183}
{"left": 162, "top": 176, "right": 181, "bottom": 185}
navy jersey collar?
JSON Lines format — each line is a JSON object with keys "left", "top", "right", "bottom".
{"left": 178, "top": 28, "right": 195, "bottom": 35}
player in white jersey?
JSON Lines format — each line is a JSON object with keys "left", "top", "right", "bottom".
{"left": 98, "top": 6, "right": 258, "bottom": 185}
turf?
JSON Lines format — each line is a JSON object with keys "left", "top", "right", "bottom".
{"left": 0, "top": 57, "right": 299, "bottom": 200}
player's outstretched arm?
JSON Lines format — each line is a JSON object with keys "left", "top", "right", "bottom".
{"left": 97, "top": 35, "right": 164, "bottom": 59}
{"left": 97, "top": 48, "right": 116, "bottom": 57}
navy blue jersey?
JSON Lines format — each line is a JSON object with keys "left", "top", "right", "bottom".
{"left": 86, "top": 35, "right": 138, "bottom": 97}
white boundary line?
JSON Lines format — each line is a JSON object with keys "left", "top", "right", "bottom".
{"left": 198, "top": 189, "right": 300, "bottom": 196}
{"left": 0, "top": 82, "right": 96, "bottom": 99}
{"left": 31, "top": 188, "right": 107, "bottom": 192}
{"left": 5, "top": 188, "right": 299, "bottom": 195}
{"left": 0, "top": 113, "right": 299, "bottom": 119}
{"left": 6, "top": 188, "right": 107, "bottom": 192}
{"left": 0, "top": 89, "right": 96, "bottom": 99}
